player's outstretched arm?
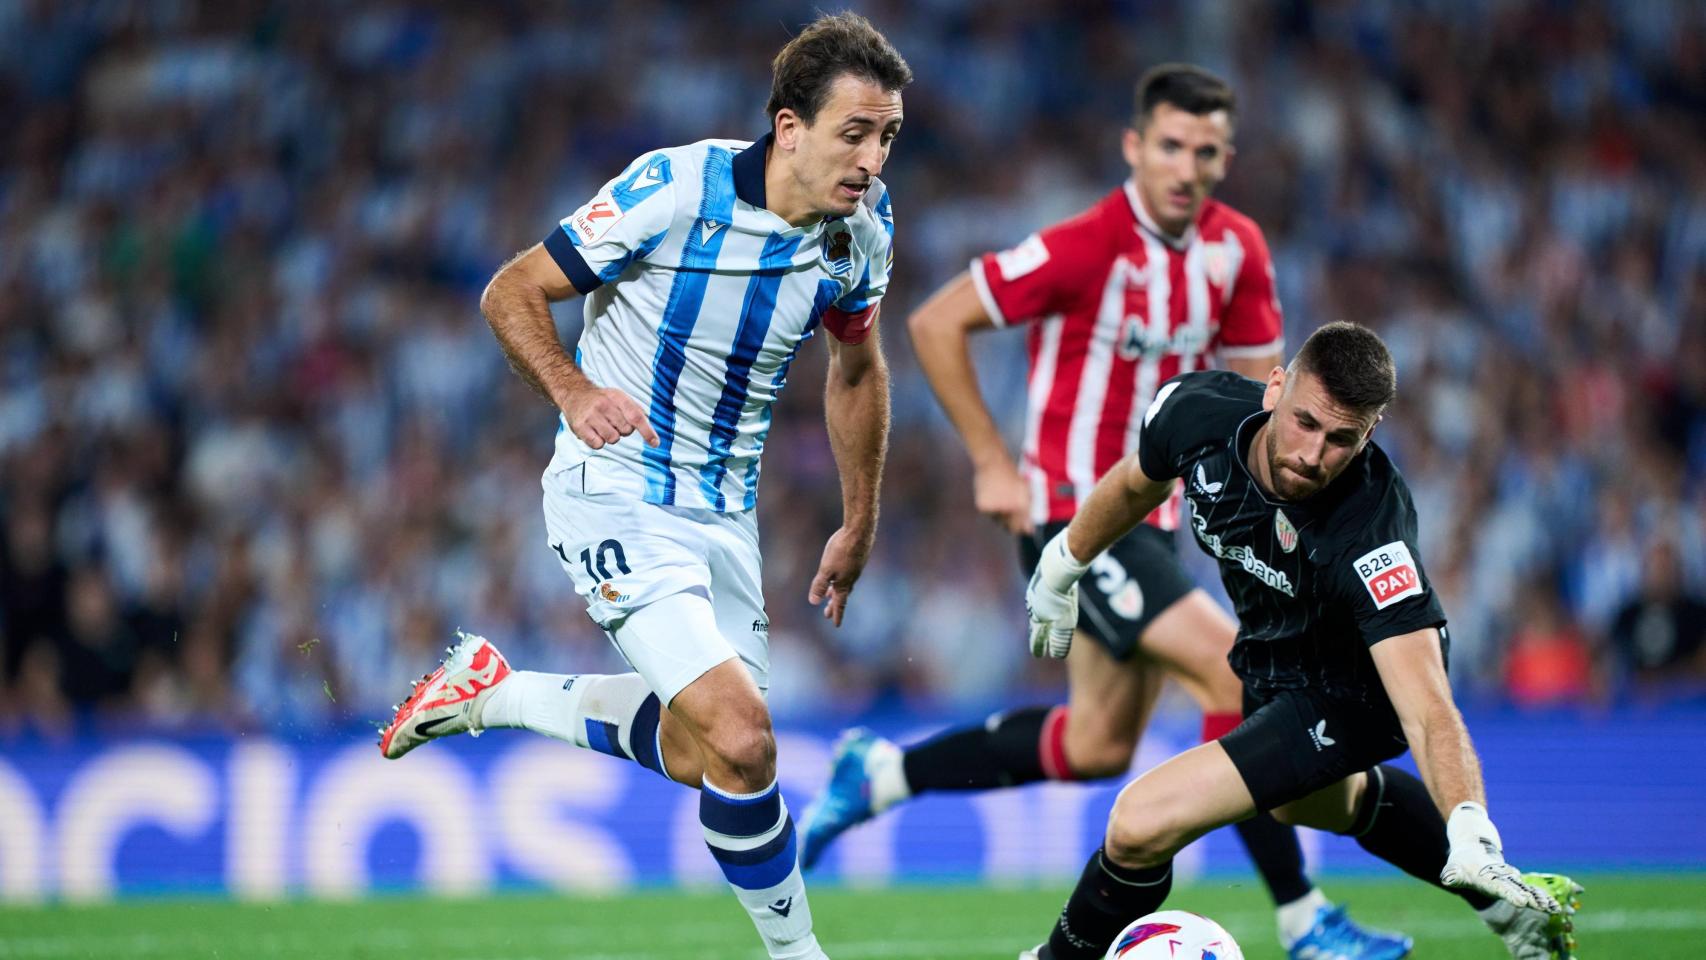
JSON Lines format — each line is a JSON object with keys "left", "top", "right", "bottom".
{"left": 1370, "top": 629, "right": 1564, "bottom": 914}
{"left": 906, "top": 272, "right": 1030, "bottom": 533}
{"left": 1065, "top": 454, "right": 1174, "bottom": 563}
{"left": 1024, "top": 456, "right": 1174, "bottom": 658}
{"left": 480, "top": 245, "right": 657, "bottom": 450}
{"left": 812, "top": 325, "right": 891, "bottom": 627}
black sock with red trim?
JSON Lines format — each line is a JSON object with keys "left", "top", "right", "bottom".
{"left": 901, "top": 705, "right": 1071, "bottom": 793}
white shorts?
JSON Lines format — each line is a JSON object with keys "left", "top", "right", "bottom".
{"left": 542, "top": 456, "right": 769, "bottom": 703}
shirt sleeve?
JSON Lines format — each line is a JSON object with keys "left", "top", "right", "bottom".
{"left": 822, "top": 183, "right": 893, "bottom": 344}
{"left": 1216, "top": 221, "right": 1285, "bottom": 359}
{"left": 967, "top": 207, "right": 1104, "bottom": 328}
{"left": 544, "top": 151, "right": 678, "bottom": 294}
{"left": 1135, "top": 375, "right": 1194, "bottom": 482}
{"left": 1322, "top": 490, "right": 1448, "bottom": 648}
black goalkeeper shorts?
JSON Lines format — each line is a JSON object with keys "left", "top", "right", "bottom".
{"left": 1219, "top": 684, "right": 1410, "bottom": 812}
{"left": 1017, "top": 522, "right": 1197, "bottom": 661}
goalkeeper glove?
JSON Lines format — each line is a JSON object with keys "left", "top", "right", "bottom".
{"left": 1441, "top": 802, "right": 1564, "bottom": 914}
{"left": 1025, "top": 531, "right": 1087, "bottom": 659}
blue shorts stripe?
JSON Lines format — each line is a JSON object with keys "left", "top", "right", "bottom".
{"left": 629, "top": 693, "right": 665, "bottom": 777}
{"left": 708, "top": 817, "right": 797, "bottom": 890}
{"left": 642, "top": 146, "right": 737, "bottom": 504}
{"left": 700, "top": 232, "right": 801, "bottom": 508}
{"left": 699, "top": 781, "right": 782, "bottom": 837}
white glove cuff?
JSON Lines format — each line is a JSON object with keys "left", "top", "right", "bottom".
{"left": 1041, "top": 531, "right": 1090, "bottom": 587}
{"left": 1446, "top": 801, "right": 1502, "bottom": 852}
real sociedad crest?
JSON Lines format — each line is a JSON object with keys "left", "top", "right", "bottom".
{"left": 823, "top": 225, "right": 854, "bottom": 277}
{"left": 1274, "top": 509, "right": 1298, "bottom": 553}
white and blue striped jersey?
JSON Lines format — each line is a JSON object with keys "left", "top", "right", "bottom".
{"left": 543, "top": 135, "right": 893, "bottom": 512}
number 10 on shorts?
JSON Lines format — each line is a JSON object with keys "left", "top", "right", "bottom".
{"left": 555, "top": 538, "right": 632, "bottom": 581}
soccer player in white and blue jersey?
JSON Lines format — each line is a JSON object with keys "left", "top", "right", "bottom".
{"left": 376, "top": 14, "right": 910, "bottom": 959}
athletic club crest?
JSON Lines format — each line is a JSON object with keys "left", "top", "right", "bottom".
{"left": 1202, "top": 241, "right": 1231, "bottom": 289}
{"left": 1274, "top": 509, "right": 1298, "bottom": 553}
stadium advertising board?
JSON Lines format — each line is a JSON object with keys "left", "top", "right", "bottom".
{"left": 0, "top": 709, "right": 1698, "bottom": 901}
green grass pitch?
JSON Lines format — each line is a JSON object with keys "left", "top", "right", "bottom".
{"left": 0, "top": 874, "right": 1698, "bottom": 959}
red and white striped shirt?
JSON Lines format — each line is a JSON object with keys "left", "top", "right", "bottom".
{"left": 969, "top": 184, "right": 1284, "bottom": 529}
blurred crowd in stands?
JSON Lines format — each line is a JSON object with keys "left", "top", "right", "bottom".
{"left": 2, "top": 0, "right": 1704, "bottom": 735}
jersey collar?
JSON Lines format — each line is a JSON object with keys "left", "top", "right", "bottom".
{"left": 1123, "top": 180, "right": 1198, "bottom": 250}
{"left": 733, "top": 132, "right": 833, "bottom": 237}
{"left": 733, "top": 132, "right": 771, "bottom": 208}
{"left": 1234, "top": 410, "right": 1283, "bottom": 507}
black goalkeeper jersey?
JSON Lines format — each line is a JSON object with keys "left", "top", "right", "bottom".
{"left": 1138, "top": 371, "right": 1447, "bottom": 695}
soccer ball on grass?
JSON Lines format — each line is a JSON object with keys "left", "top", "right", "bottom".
{"left": 1105, "top": 909, "right": 1243, "bottom": 960}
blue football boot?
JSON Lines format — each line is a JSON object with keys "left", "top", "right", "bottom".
{"left": 1288, "top": 904, "right": 1413, "bottom": 960}
{"left": 798, "top": 727, "right": 893, "bottom": 870}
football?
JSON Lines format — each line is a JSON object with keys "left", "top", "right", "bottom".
{"left": 1105, "top": 909, "right": 1244, "bottom": 960}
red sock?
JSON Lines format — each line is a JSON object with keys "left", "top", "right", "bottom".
{"left": 1201, "top": 711, "right": 1242, "bottom": 742}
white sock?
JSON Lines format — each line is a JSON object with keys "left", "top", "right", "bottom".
{"left": 701, "top": 777, "right": 824, "bottom": 960}
{"left": 866, "top": 738, "right": 911, "bottom": 814}
{"left": 1276, "top": 887, "right": 1330, "bottom": 947}
{"left": 479, "top": 671, "right": 669, "bottom": 776}
{"left": 477, "top": 670, "right": 581, "bottom": 739}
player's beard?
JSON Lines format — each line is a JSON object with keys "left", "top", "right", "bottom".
{"left": 1264, "top": 426, "right": 1326, "bottom": 501}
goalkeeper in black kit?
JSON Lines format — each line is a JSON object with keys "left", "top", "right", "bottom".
{"left": 1019, "top": 322, "right": 1582, "bottom": 960}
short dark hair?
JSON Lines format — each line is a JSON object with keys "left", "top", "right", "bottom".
{"left": 767, "top": 12, "right": 912, "bottom": 128}
{"left": 1290, "top": 321, "right": 1397, "bottom": 414}
{"left": 1134, "top": 63, "right": 1236, "bottom": 129}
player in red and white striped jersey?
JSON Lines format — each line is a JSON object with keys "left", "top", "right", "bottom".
{"left": 967, "top": 140, "right": 1283, "bottom": 532}
{"left": 800, "top": 65, "right": 1411, "bottom": 960}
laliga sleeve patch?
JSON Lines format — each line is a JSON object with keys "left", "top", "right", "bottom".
{"left": 570, "top": 193, "right": 624, "bottom": 244}
{"left": 994, "top": 233, "right": 1049, "bottom": 281}
{"left": 1352, "top": 541, "right": 1424, "bottom": 610}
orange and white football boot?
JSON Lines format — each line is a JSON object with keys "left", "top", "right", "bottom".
{"left": 378, "top": 631, "right": 512, "bottom": 759}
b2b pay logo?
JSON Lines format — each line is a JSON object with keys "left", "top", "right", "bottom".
{"left": 1351, "top": 541, "right": 1423, "bottom": 610}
